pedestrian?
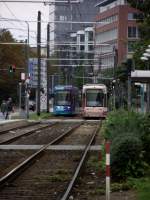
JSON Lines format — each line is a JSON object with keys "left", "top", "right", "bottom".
{"left": 0, "top": 100, "right": 7, "bottom": 118}
{"left": 5, "top": 98, "right": 14, "bottom": 120}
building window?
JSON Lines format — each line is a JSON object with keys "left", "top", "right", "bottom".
{"left": 59, "top": 15, "right": 67, "bottom": 21}
{"left": 89, "top": 45, "right": 93, "bottom": 51}
{"left": 80, "top": 45, "right": 85, "bottom": 51}
{"left": 128, "top": 13, "right": 137, "bottom": 20}
{"left": 128, "top": 26, "right": 138, "bottom": 38}
{"left": 96, "top": 28, "right": 117, "bottom": 43}
{"left": 96, "top": 15, "right": 118, "bottom": 26}
{"left": 88, "top": 32, "right": 93, "bottom": 41}
{"left": 80, "top": 34, "right": 85, "bottom": 42}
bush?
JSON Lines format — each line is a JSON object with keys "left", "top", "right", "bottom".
{"left": 141, "top": 114, "right": 150, "bottom": 164}
{"left": 102, "top": 109, "right": 144, "bottom": 140}
{"left": 101, "top": 110, "right": 150, "bottom": 180}
{"left": 111, "top": 134, "right": 145, "bottom": 180}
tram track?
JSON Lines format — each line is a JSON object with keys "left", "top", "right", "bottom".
{"left": 0, "top": 121, "right": 40, "bottom": 135}
{"left": 0, "top": 122, "right": 83, "bottom": 185}
{"left": 0, "top": 122, "right": 83, "bottom": 178}
{"left": 2, "top": 122, "right": 83, "bottom": 145}
{"left": 0, "top": 122, "right": 57, "bottom": 145}
{"left": 0, "top": 121, "right": 101, "bottom": 200}
{"left": 60, "top": 124, "right": 100, "bottom": 200}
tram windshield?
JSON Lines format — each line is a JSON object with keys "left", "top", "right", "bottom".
{"left": 54, "top": 90, "right": 71, "bottom": 106}
{"left": 86, "top": 89, "right": 105, "bottom": 107}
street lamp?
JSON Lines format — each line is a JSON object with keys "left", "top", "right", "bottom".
{"left": 140, "top": 56, "right": 148, "bottom": 61}
{"left": 145, "top": 48, "right": 150, "bottom": 53}
{"left": 140, "top": 46, "right": 150, "bottom": 112}
{"left": 143, "top": 52, "right": 150, "bottom": 58}
{"left": 112, "top": 79, "right": 116, "bottom": 110}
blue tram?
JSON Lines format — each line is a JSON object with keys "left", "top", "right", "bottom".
{"left": 53, "top": 85, "right": 79, "bottom": 115}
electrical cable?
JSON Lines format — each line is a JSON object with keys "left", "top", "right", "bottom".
{"left": 0, "top": 0, "right": 27, "bottom": 29}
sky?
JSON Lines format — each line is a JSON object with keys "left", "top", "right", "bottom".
{"left": 0, "top": 0, "right": 51, "bottom": 46}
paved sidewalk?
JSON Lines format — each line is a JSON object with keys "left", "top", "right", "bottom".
{"left": 0, "top": 111, "right": 23, "bottom": 124}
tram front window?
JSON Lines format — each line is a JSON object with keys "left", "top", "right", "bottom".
{"left": 54, "top": 91, "right": 71, "bottom": 106}
{"left": 86, "top": 89, "right": 104, "bottom": 107}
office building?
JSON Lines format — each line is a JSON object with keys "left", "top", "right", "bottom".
{"left": 95, "top": 0, "right": 141, "bottom": 70}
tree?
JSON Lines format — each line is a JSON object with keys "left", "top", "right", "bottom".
{"left": 0, "top": 29, "right": 26, "bottom": 103}
{"left": 127, "top": 1, "right": 150, "bottom": 67}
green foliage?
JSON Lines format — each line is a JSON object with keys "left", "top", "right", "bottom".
{"left": 111, "top": 135, "right": 145, "bottom": 179}
{"left": 141, "top": 114, "right": 150, "bottom": 164}
{"left": 73, "top": 65, "right": 85, "bottom": 88}
{"left": 127, "top": 177, "right": 150, "bottom": 200}
{"left": 29, "top": 112, "right": 52, "bottom": 120}
{"left": 127, "top": 0, "right": 150, "bottom": 17}
{"left": 102, "top": 110, "right": 144, "bottom": 140}
{"left": 115, "top": 66, "right": 128, "bottom": 82}
{"left": 111, "top": 182, "right": 131, "bottom": 192}
{"left": 102, "top": 110, "right": 150, "bottom": 180}
{"left": 127, "top": 0, "right": 150, "bottom": 69}
{"left": 101, "top": 68, "right": 114, "bottom": 79}
{"left": 0, "top": 29, "right": 26, "bottom": 103}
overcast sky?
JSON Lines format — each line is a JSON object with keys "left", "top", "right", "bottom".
{"left": 0, "top": 1, "right": 51, "bottom": 45}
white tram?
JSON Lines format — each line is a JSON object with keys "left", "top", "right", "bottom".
{"left": 82, "top": 84, "right": 108, "bottom": 118}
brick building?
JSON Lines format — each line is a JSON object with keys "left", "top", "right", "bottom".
{"left": 95, "top": 0, "right": 141, "bottom": 70}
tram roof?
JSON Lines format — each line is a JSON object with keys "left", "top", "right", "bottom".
{"left": 83, "top": 84, "right": 107, "bottom": 92}
{"left": 54, "top": 85, "right": 78, "bottom": 91}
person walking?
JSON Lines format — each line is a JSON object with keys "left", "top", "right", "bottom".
{"left": 5, "top": 98, "right": 14, "bottom": 120}
{"left": 0, "top": 100, "right": 7, "bottom": 119}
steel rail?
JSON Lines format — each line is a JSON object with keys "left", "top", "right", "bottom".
{"left": 0, "top": 121, "right": 40, "bottom": 135}
{"left": 0, "top": 122, "right": 57, "bottom": 145}
{"left": 61, "top": 124, "right": 101, "bottom": 200}
{"left": 0, "top": 122, "right": 83, "bottom": 187}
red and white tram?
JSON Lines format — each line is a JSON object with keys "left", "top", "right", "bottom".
{"left": 82, "top": 84, "right": 108, "bottom": 118}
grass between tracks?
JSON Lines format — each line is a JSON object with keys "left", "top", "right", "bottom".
{"left": 11, "top": 111, "right": 52, "bottom": 120}
{"left": 29, "top": 112, "right": 52, "bottom": 120}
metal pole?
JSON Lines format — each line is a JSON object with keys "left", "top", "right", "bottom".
{"left": 46, "top": 23, "right": 50, "bottom": 113}
{"left": 147, "top": 61, "right": 150, "bottom": 113}
{"left": 26, "top": 88, "right": 29, "bottom": 118}
{"left": 113, "top": 85, "right": 115, "bottom": 109}
{"left": 140, "top": 84, "right": 144, "bottom": 113}
{"left": 105, "top": 141, "right": 110, "bottom": 200}
{"left": 25, "top": 39, "right": 29, "bottom": 119}
{"left": 37, "top": 11, "right": 41, "bottom": 116}
{"left": 19, "top": 82, "right": 22, "bottom": 116}
{"left": 127, "top": 75, "right": 131, "bottom": 111}
{"left": 25, "top": 21, "right": 30, "bottom": 119}
{"left": 147, "top": 83, "right": 150, "bottom": 112}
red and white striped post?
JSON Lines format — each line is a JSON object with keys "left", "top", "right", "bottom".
{"left": 105, "top": 141, "right": 110, "bottom": 200}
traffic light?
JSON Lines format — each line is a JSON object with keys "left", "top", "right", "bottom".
{"left": 9, "top": 65, "right": 16, "bottom": 73}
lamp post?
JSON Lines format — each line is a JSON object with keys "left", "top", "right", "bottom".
{"left": 140, "top": 48, "right": 150, "bottom": 113}
{"left": 112, "top": 79, "right": 116, "bottom": 110}
{"left": 19, "top": 82, "right": 22, "bottom": 115}
{"left": 47, "top": 23, "right": 50, "bottom": 113}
